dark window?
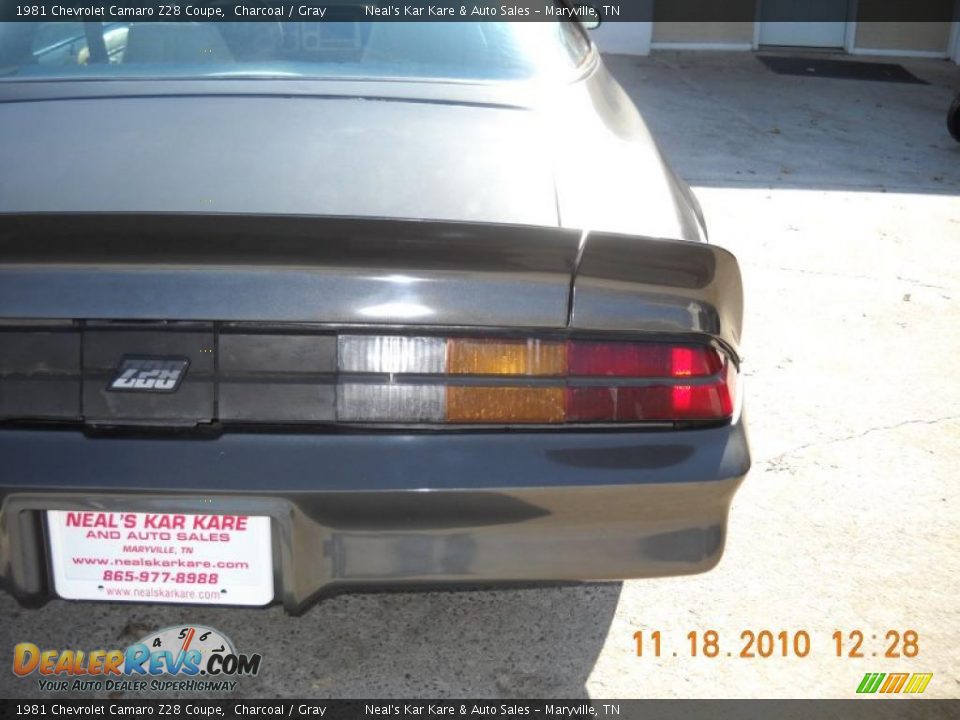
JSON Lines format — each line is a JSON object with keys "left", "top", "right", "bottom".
{"left": 0, "top": 20, "right": 593, "bottom": 83}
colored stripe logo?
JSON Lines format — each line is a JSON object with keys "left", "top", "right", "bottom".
{"left": 857, "top": 672, "right": 933, "bottom": 694}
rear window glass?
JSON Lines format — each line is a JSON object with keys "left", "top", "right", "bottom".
{"left": 0, "top": 20, "right": 592, "bottom": 82}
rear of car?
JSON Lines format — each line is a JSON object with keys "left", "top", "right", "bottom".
{"left": 0, "top": 18, "right": 748, "bottom": 612}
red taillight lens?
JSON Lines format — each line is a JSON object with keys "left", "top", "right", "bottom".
{"left": 566, "top": 363, "right": 735, "bottom": 422}
{"left": 566, "top": 341, "right": 733, "bottom": 422}
{"left": 568, "top": 342, "right": 723, "bottom": 378}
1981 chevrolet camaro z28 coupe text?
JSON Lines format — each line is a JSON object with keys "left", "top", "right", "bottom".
{"left": 0, "top": 15, "right": 749, "bottom": 611}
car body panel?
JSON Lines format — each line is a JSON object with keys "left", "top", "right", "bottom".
{"left": 572, "top": 231, "right": 744, "bottom": 352}
{"left": 0, "top": 418, "right": 749, "bottom": 611}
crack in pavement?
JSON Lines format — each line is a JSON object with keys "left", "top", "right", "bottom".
{"left": 753, "top": 264, "right": 880, "bottom": 283}
{"left": 895, "top": 275, "right": 954, "bottom": 291}
{"left": 745, "top": 263, "right": 955, "bottom": 291}
{"left": 761, "top": 414, "right": 960, "bottom": 468}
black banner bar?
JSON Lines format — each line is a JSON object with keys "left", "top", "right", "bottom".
{"left": 1, "top": 1, "right": 959, "bottom": 23}
{"left": 2, "top": 700, "right": 960, "bottom": 719}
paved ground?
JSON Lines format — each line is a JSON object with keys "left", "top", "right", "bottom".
{"left": 2, "top": 52, "right": 959, "bottom": 700}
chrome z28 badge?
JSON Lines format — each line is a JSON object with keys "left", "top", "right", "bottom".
{"left": 108, "top": 356, "right": 190, "bottom": 393}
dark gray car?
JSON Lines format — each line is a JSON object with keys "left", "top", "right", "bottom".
{"left": 0, "top": 18, "right": 748, "bottom": 612}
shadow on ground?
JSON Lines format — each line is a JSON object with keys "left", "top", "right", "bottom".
{"left": 606, "top": 51, "right": 960, "bottom": 195}
{"left": 0, "top": 583, "right": 622, "bottom": 698}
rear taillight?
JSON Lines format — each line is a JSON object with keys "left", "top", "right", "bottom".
{"left": 566, "top": 341, "right": 734, "bottom": 422}
{"left": 336, "top": 336, "right": 737, "bottom": 425}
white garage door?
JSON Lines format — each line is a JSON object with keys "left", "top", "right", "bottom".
{"left": 758, "top": 0, "right": 849, "bottom": 48}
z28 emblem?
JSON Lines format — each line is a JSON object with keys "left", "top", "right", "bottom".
{"left": 108, "top": 356, "right": 190, "bottom": 393}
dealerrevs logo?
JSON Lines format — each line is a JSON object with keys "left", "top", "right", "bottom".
{"left": 13, "top": 625, "right": 261, "bottom": 693}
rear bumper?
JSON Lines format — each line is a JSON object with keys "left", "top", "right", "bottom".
{"left": 0, "top": 419, "right": 749, "bottom": 612}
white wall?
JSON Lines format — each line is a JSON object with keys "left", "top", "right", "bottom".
{"left": 590, "top": 22, "right": 653, "bottom": 56}
{"left": 590, "top": 18, "right": 960, "bottom": 63}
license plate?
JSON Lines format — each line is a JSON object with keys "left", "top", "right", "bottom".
{"left": 47, "top": 510, "right": 274, "bottom": 606}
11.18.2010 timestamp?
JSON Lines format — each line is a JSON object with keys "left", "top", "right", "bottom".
{"left": 633, "top": 629, "right": 920, "bottom": 659}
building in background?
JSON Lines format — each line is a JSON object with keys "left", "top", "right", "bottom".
{"left": 591, "top": 0, "right": 960, "bottom": 63}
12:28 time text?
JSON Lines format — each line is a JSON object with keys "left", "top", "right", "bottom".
{"left": 634, "top": 629, "right": 919, "bottom": 658}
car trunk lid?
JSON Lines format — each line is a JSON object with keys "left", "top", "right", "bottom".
{"left": 0, "top": 95, "right": 560, "bottom": 227}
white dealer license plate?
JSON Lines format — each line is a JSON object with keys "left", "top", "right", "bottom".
{"left": 47, "top": 510, "right": 274, "bottom": 606}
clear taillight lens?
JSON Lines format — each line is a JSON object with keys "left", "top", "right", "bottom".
{"left": 336, "top": 384, "right": 444, "bottom": 422}
{"left": 334, "top": 336, "right": 737, "bottom": 425}
{"left": 339, "top": 335, "right": 446, "bottom": 374}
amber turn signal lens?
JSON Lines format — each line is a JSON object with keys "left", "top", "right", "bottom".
{"left": 447, "top": 387, "right": 565, "bottom": 423}
{"left": 447, "top": 339, "right": 567, "bottom": 376}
